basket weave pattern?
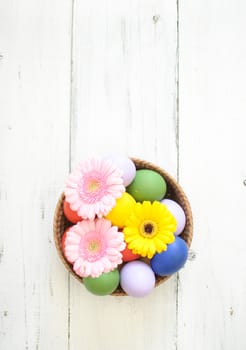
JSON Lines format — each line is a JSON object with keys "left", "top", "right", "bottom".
{"left": 53, "top": 158, "right": 193, "bottom": 296}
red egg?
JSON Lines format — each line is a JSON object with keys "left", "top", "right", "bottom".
{"left": 63, "top": 200, "right": 82, "bottom": 223}
{"left": 122, "top": 245, "right": 140, "bottom": 262}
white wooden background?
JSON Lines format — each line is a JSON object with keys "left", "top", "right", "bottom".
{"left": 1, "top": 1, "right": 246, "bottom": 349}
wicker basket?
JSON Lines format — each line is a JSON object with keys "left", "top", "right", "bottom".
{"left": 53, "top": 158, "right": 193, "bottom": 296}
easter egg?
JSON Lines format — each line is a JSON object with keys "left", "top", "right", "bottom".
{"left": 161, "top": 199, "right": 186, "bottom": 235}
{"left": 126, "top": 169, "right": 167, "bottom": 202}
{"left": 150, "top": 237, "right": 188, "bottom": 276}
{"left": 83, "top": 269, "right": 120, "bottom": 296}
{"left": 63, "top": 200, "right": 82, "bottom": 224}
{"left": 105, "top": 192, "right": 136, "bottom": 228}
{"left": 120, "top": 261, "right": 155, "bottom": 297}
{"left": 103, "top": 154, "right": 136, "bottom": 187}
{"left": 122, "top": 244, "right": 140, "bottom": 262}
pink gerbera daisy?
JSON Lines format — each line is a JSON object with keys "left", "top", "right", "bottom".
{"left": 63, "top": 218, "right": 126, "bottom": 278}
{"left": 65, "top": 158, "right": 125, "bottom": 220}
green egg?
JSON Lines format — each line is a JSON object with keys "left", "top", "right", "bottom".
{"left": 126, "top": 169, "right": 167, "bottom": 202}
{"left": 83, "top": 269, "right": 120, "bottom": 296}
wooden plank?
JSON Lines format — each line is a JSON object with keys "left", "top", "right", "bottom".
{"left": 69, "top": 1, "right": 178, "bottom": 349}
{"left": 0, "top": 1, "right": 71, "bottom": 349}
{"left": 178, "top": 1, "right": 246, "bottom": 349}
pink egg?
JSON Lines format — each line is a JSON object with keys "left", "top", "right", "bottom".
{"left": 120, "top": 261, "right": 155, "bottom": 297}
{"left": 161, "top": 199, "right": 186, "bottom": 235}
{"left": 103, "top": 154, "right": 136, "bottom": 187}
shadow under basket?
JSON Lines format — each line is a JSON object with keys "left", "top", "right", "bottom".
{"left": 53, "top": 158, "right": 193, "bottom": 296}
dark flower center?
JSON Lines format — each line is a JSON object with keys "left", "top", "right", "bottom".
{"left": 144, "top": 223, "right": 154, "bottom": 234}
{"left": 140, "top": 220, "right": 158, "bottom": 238}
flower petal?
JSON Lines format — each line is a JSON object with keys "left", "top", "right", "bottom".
{"left": 63, "top": 217, "right": 125, "bottom": 278}
{"left": 123, "top": 200, "right": 177, "bottom": 258}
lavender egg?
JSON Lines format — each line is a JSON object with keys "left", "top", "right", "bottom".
{"left": 161, "top": 199, "right": 186, "bottom": 235}
{"left": 103, "top": 154, "right": 136, "bottom": 187}
{"left": 120, "top": 261, "right": 155, "bottom": 297}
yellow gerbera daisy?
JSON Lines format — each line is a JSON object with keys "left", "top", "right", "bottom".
{"left": 123, "top": 201, "right": 177, "bottom": 259}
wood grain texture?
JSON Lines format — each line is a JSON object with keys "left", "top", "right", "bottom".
{"left": 178, "top": 1, "right": 246, "bottom": 349}
{"left": 69, "top": 1, "right": 178, "bottom": 350}
{"left": 0, "top": 0, "right": 72, "bottom": 349}
{"left": 1, "top": 0, "right": 246, "bottom": 349}
{"left": 70, "top": 0, "right": 178, "bottom": 171}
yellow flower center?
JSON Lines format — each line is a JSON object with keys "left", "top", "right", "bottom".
{"left": 88, "top": 180, "right": 100, "bottom": 192}
{"left": 88, "top": 240, "right": 100, "bottom": 252}
{"left": 139, "top": 220, "right": 158, "bottom": 238}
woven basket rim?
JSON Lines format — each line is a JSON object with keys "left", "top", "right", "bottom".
{"left": 53, "top": 157, "right": 193, "bottom": 296}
